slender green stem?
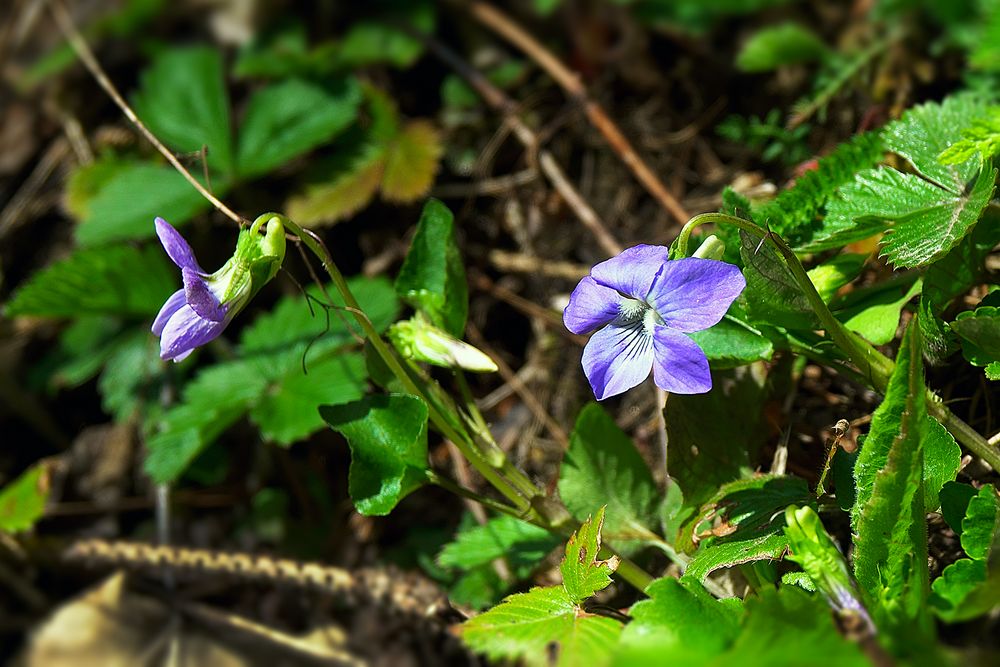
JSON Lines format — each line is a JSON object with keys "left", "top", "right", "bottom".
{"left": 426, "top": 471, "right": 522, "bottom": 517}
{"left": 676, "top": 213, "right": 1000, "bottom": 472}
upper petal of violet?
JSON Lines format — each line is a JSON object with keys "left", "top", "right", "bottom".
{"left": 589, "top": 244, "right": 671, "bottom": 300}
{"left": 563, "top": 276, "right": 623, "bottom": 335}
{"left": 646, "top": 257, "right": 745, "bottom": 333}
{"left": 581, "top": 321, "right": 656, "bottom": 400}
{"left": 651, "top": 325, "right": 712, "bottom": 394}
{"left": 155, "top": 217, "right": 204, "bottom": 273}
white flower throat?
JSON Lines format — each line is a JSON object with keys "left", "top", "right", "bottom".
{"left": 617, "top": 297, "right": 663, "bottom": 332}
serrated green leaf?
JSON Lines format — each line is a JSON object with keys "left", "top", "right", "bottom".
{"left": 853, "top": 321, "right": 932, "bottom": 641}
{"left": 618, "top": 577, "right": 741, "bottom": 656}
{"left": 836, "top": 278, "right": 921, "bottom": 345}
{"left": 853, "top": 323, "right": 960, "bottom": 518}
{"left": 558, "top": 404, "right": 659, "bottom": 550}
{"left": 666, "top": 368, "right": 768, "bottom": 512}
{"left": 0, "top": 462, "right": 51, "bottom": 533}
{"left": 379, "top": 120, "right": 443, "bottom": 202}
{"left": 236, "top": 77, "right": 361, "bottom": 178}
{"left": 132, "top": 46, "right": 234, "bottom": 173}
{"left": 6, "top": 244, "right": 176, "bottom": 317}
{"left": 684, "top": 476, "right": 813, "bottom": 581}
{"left": 939, "top": 481, "right": 978, "bottom": 535}
{"left": 950, "top": 306, "right": 1000, "bottom": 367}
{"left": 739, "top": 229, "right": 817, "bottom": 329}
{"left": 961, "top": 484, "right": 999, "bottom": 561}
{"left": 687, "top": 315, "right": 774, "bottom": 369}
{"left": 285, "top": 154, "right": 383, "bottom": 226}
{"left": 145, "top": 361, "right": 269, "bottom": 483}
{"left": 460, "top": 509, "right": 621, "bottom": 667}
{"left": 884, "top": 94, "right": 989, "bottom": 191}
{"left": 64, "top": 157, "right": 131, "bottom": 220}
{"left": 97, "top": 326, "right": 164, "bottom": 422}
{"left": 395, "top": 199, "right": 468, "bottom": 336}
{"left": 461, "top": 586, "right": 621, "bottom": 667}
{"left": 76, "top": 163, "right": 223, "bottom": 245}
{"left": 561, "top": 508, "right": 618, "bottom": 602}
{"left": 320, "top": 394, "right": 429, "bottom": 516}
{"left": 438, "top": 514, "right": 558, "bottom": 572}
{"left": 938, "top": 106, "right": 1000, "bottom": 165}
{"left": 249, "top": 353, "right": 367, "bottom": 446}
{"left": 336, "top": 2, "right": 434, "bottom": 69}
{"left": 986, "top": 361, "right": 1000, "bottom": 380}
{"left": 32, "top": 317, "right": 124, "bottom": 390}
{"left": 736, "top": 23, "right": 828, "bottom": 72}
{"left": 239, "top": 276, "right": 398, "bottom": 373}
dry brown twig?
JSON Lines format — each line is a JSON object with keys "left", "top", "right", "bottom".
{"left": 467, "top": 1, "right": 691, "bottom": 226}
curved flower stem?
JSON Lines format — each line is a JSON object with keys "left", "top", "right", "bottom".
{"left": 677, "top": 214, "right": 1000, "bottom": 472}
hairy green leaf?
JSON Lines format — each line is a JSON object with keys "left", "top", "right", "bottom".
{"left": 395, "top": 199, "right": 468, "bottom": 336}
{"left": 6, "top": 244, "right": 176, "bottom": 317}
{"left": 438, "top": 514, "right": 559, "bottom": 572}
{"left": 559, "top": 404, "right": 659, "bottom": 550}
{"left": 320, "top": 394, "right": 429, "bottom": 516}
{"left": 853, "top": 322, "right": 933, "bottom": 642}
{"left": 236, "top": 77, "right": 361, "bottom": 178}
{"left": 938, "top": 105, "right": 1000, "bottom": 165}
{"left": 133, "top": 46, "right": 234, "bottom": 174}
{"left": 687, "top": 315, "right": 774, "bottom": 368}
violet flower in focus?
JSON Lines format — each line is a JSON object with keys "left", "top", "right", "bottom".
{"left": 563, "top": 245, "right": 745, "bottom": 400}
{"left": 152, "top": 215, "right": 285, "bottom": 362}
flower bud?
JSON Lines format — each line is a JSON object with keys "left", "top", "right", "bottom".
{"left": 389, "top": 316, "right": 498, "bottom": 372}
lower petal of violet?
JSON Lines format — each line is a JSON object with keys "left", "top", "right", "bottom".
{"left": 563, "top": 276, "right": 623, "bottom": 335}
{"left": 581, "top": 321, "right": 655, "bottom": 400}
{"left": 152, "top": 289, "right": 186, "bottom": 336}
{"left": 159, "top": 303, "right": 228, "bottom": 362}
{"left": 651, "top": 326, "right": 712, "bottom": 394}
{"left": 182, "top": 267, "right": 227, "bottom": 322}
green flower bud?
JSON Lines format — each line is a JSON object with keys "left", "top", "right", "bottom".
{"left": 389, "top": 315, "right": 498, "bottom": 372}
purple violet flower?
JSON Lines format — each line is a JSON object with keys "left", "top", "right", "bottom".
{"left": 152, "top": 215, "right": 285, "bottom": 362}
{"left": 563, "top": 245, "right": 746, "bottom": 400}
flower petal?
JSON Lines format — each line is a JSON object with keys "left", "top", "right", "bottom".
{"left": 651, "top": 326, "right": 712, "bottom": 394}
{"left": 563, "top": 276, "right": 623, "bottom": 335}
{"left": 581, "top": 321, "right": 655, "bottom": 400}
{"left": 155, "top": 217, "right": 203, "bottom": 272}
{"left": 152, "top": 289, "right": 186, "bottom": 335}
{"left": 646, "top": 258, "right": 746, "bottom": 333}
{"left": 589, "top": 245, "right": 671, "bottom": 300}
{"left": 182, "top": 267, "right": 226, "bottom": 322}
{"left": 159, "top": 303, "right": 227, "bottom": 361}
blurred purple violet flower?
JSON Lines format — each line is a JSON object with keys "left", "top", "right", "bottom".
{"left": 152, "top": 215, "right": 285, "bottom": 362}
{"left": 563, "top": 245, "right": 745, "bottom": 400}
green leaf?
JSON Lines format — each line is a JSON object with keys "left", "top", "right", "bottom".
{"left": 336, "top": 2, "right": 434, "bottom": 69}
{"left": 6, "top": 244, "right": 176, "bottom": 317}
{"left": 132, "top": 46, "right": 234, "bottom": 174}
{"left": 97, "top": 326, "right": 164, "bottom": 423}
{"left": 853, "top": 321, "right": 933, "bottom": 642}
{"left": 285, "top": 151, "right": 383, "bottom": 226}
{"left": 836, "top": 278, "right": 921, "bottom": 345}
{"left": 249, "top": 353, "right": 367, "bottom": 446}
{"left": 938, "top": 105, "right": 1000, "bottom": 165}
{"left": 722, "top": 586, "right": 870, "bottom": 667}
{"left": 320, "top": 394, "right": 429, "bottom": 516}
{"left": 76, "top": 163, "right": 223, "bottom": 245}
{"left": 380, "top": 120, "right": 444, "bottom": 203}
{"left": 236, "top": 77, "right": 361, "bottom": 178}
{"left": 687, "top": 316, "right": 774, "bottom": 369}
{"left": 64, "top": 156, "right": 131, "bottom": 220}
{"left": 0, "top": 462, "right": 51, "bottom": 533}
{"left": 939, "top": 481, "right": 978, "bottom": 535}
{"left": 684, "top": 476, "right": 813, "bottom": 581}
{"left": 852, "top": 324, "right": 960, "bottom": 518}
{"left": 32, "top": 317, "right": 124, "bottom": 390}
{"left": 558, "top": 404, "right": 659, "bottom": 550}
{"left": 736, "top": 23, "right": 828, "bottom": 72}
{"left": 884, "top": 94, "right": 989, "bottom": 191}
{"left": 960, "top": 484, "right": 999, "bottom": 561}
{"left": 460, "top": 509, "right": 622, "bottom": 667}
{"left": 666, "top": 368, "right": 768, "bottom": 512}
{"left": 395, "top": 199, "right": 468, "bottom": 336}
{"left": 987, "top": 360, "right": 1000, "bottom": 380}
{"left": 239, "top": 276, "right": 398, "bottom": 372}
{"left": 145, "top": 361, "right": 269, "bottom": 483}
{"left": 950, "top": 306, "right": 1000, "bottom": 367}
{"left": 438, "top": 514, "right": 559, "bottom": 573}
{"left": 739, "top": 229, "right": 817, "bottom": 329}
{"left": 618, "top": 577, "right": 741, "bottom": 657}
{"left": 807, "top": 253, "right": 867, "bottom": 303}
